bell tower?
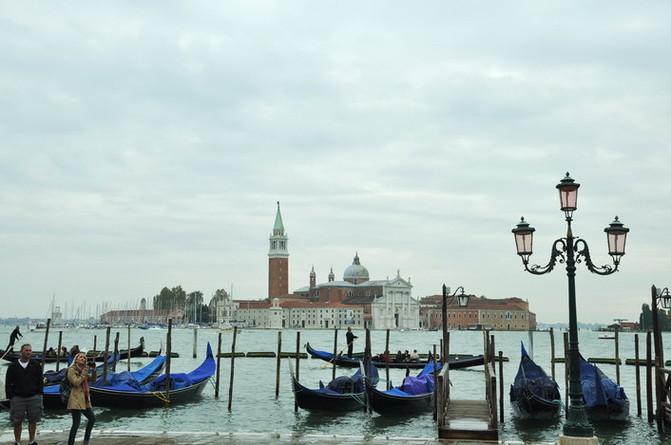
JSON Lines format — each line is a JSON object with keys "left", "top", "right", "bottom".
{"left": 268, "top": 201, "right": 289, "bottom": 298}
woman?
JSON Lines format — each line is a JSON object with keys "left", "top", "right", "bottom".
{"left": 67, "top": 352, "right": 95, "bottom": 445}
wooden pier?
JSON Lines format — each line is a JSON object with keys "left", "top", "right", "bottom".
{"left": 436, "top": 331, "right": 499, "bottom": 442}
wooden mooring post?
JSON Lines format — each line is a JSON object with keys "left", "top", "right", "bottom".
{"left": 432, "top": 344, "right": 438, "bottom": 421}
{"left": 40, "top": 318, "right": 51, "bottom": 370}
{"left": 215, "top": 332, "right": 222, "bottom": 398}
{"left": 227, "top": 326, "right": 238, "bottom": 412}
{"left": 385, "top": 329, "right": 390, "bottom": 390}
{"left": 127, "top": 325, "right": 131, "bottom": 372}
{"left": 635, "top": 333, "right": 641, "bottom": 417}
{"left": 55, "top": 331, "right": 63, "bottom": 372}
{"left": 332, "top": 328, "right": 338, "bottom": 381}
{"left": 647, "top": 330, "right": 653, "bottom": 423}
{"left": 102, "top": 327, "right": 111, "bottom": 384}
{"left": 498, "top": 350, "right": 504, "bottom": 423}
{"left": 93, "top": 335, "right": 97, "bottom": 354}
{"left": 364, "top": 328, "right": 371, "bottom": 414}
{"left": 294, "top": 331, "right": 300, "bottom": 413}
{"left": 166, "top": 319, "right": 172, "bottom": 401}
{"left": 549, "top": 327, "right": 555, "bottom": 380}
{"left": 615, "top": 330, "right": 620, "bottom": 384}
{"left": 113, "top": 332, "right": 120, "bottom": 372}
{"left": 275, "top": 331, "right": 282, "bottom": 399}
{"left": 193, "top": 328, "right": 198, "bottom": 358}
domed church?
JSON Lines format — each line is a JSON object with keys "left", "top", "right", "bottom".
{"left": 292, "top": 253, "right": 420, "bottom": 330}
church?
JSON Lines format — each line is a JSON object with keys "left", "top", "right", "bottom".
{"left": 230, "top": 203, "right": 420, "bottom": 329}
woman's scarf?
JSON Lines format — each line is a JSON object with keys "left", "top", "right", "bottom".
{"left": 75, "top": 362, "right": 91, "bottom": 405}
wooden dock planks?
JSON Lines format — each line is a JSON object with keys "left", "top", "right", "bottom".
{"left": 439, "top": 399, "right": 498, "bottom": 441}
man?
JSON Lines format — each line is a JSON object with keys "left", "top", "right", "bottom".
{"left": 5, "top": 344, "right": 43, "bottom": 445}
{"left": 8, "top": 326, "right": 22, "bottom": 350}
{"left": 345, "top": 327, "right": 358, "bottom": 358}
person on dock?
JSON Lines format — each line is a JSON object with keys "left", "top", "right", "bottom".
{"left": 345, "top": 327, "right": 358, "bottom": 358}
{"left": 66, "top": 352, "right": 96, "bottom": 445}
{"left": 8, "top": 326, "right": 23, "bottom": 351}
{"left": 409, "top": 349, "right": 420, "bottom": 362}
{"left": 5, "top": 343, "right": 43, "bottom": 445}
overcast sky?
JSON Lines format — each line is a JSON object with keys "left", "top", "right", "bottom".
{"left": 1, "top": 2, "right": 670, "bottom": 323}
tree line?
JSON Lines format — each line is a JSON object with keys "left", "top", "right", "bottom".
{"left": 152, "top": 285, "right": 229, "bottom": 324}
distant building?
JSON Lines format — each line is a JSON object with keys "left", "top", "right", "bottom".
{"left": 606, "top": 321, "right": 639, "bottom": 331}
{"left": 100, "top": 308, "right": 183, "bottom": 325}
{"left": 419, "top": 295, "right": 536, "bottom": 331}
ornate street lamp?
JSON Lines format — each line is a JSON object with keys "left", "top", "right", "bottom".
{"left": 441, "top": 284, "right": 470, "bottom": 364}
{"left": 512, "top": 172, "right": 629, "bottom": 438}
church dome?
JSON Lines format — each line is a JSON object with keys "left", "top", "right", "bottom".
{"left": 343, "top": 253, "right": 369, "bottom": 284}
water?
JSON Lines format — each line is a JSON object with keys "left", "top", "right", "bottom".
{"left": 2, "top": 326, "right": 671, "bottom": 444}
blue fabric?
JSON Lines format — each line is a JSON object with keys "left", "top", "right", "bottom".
{"left": 579, "top": 355, "right": 628, "bottom": 409}
{"left": 382, "top": 361, "right": 438, "bottom": 397}
{"left": 102, "top": 343, "right": 215, "bottom": 392}
{"left": 512, "top": 342, "right": 560, "bottom": 403}
{"left": 311, "top": 366, "right": 378, "bottom": 395}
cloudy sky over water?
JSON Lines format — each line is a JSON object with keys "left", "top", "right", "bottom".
{"left": 1, "top": 2, "right": 670, "bottom": 323}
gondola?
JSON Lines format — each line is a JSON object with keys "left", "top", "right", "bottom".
{"left": 510, "top": 342, "right": 561, "bottom": 419}
{"left": 364, "top": 359, "right": 439, "bottom": 415}
{"left": 289, "top": 360, "right": 378, "bottom": 412}
{"left": 0, "top": 337, "right": 145, "bottom": 364}
{"left": 306, "top": 342, "right": 483, "bottom": 370}
{"left": 42, "top": 353, "right": 167, "bottom": 409}
{"left": 88, "top": 343, "right": 215, "bottom": 409}
{"left": 580, "top": 355, "right": 629, "bottom": 421}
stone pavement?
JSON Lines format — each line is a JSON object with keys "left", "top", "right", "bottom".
{"left": 1, "top": 430, "right": 557, "bottom": 445}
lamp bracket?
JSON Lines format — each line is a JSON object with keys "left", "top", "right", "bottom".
{"left": 523, "top": 238, "right": 566, "bottom": 275}
{"left": 574, "top": 239, "right": 618, "bottom": 275}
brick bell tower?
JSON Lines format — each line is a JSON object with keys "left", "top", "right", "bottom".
{"left": 268, "top": 201, "right": 289, "bottom": 299}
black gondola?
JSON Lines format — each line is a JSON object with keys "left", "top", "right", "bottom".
{"left": 364, "top": 360, "right": 439, "bottom": 416}
{"left": 0, "top": 337, "right": 145, "bottom": 364}
{"left": 510, "top": 342, "right": 561, "bottom": 419}
{"left": 580, "top": 355, "right": 629, "bottom": 421}
{"left": 42, "top": 354, "right": 167, "bottom": 409}
{"left": 306, "top": 342, "right": 483, "bottom": 370}
{"left": 87, "top": 343, "right": 214, "bottom": 409}
{"left": 289, "top": 360, "right": 378, "bottom": 412}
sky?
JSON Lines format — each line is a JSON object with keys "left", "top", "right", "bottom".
{"left": 1, "top": 2, "right": 670, "bottom": 323}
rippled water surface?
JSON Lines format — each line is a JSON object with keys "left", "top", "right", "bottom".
{"left": 2, "top": 326, "right": 671, "bottom": 444}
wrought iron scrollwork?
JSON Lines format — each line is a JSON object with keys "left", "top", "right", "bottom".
{"left": 524, "top": 238, "right": 567, "bottom": 275}
{"left": 574, "top": 239, "right": 618, "bottom": 275}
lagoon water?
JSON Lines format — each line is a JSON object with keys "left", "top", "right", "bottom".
{"left": 1, "top": 326, "right": 670, "bottom": 444}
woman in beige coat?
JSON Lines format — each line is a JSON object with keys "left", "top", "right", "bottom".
{"left": 67, "top": 352, "right": 95, "bottom": 445}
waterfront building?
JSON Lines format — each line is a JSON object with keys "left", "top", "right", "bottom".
{"left": 419, "top": 295, "right": 536, "bottom": 330}
{"left": 268, "top": 201, "right": 289, "bottom": 298}
{"left": 100, "top": 308, "right": 184, "bottom": 325}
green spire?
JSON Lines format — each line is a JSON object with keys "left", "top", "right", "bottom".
{"left": 273, "top": 201, "right": 285, "bottom": 235}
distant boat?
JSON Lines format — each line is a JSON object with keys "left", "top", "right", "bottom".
{"left": 598, "top": 335, "right": 615, "bottom": 340}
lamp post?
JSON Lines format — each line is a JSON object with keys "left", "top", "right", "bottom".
{"left": 441, "top": 284, "right": 470, "bottom": 363}
{"left": 512, "top": 172, "right": 629, "bottom": 438}
{"left": 651, "top": 285, "right": 671, "bottom": 430}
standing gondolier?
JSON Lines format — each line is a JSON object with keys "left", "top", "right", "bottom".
{"left": 345, "top": 327, "right": 358, "bottom": 358}
{"left": 8, "top": 326, "right": 23, "bottom": 351}
{"left": 5, "top": 344, "right": 43, "bottom": 445}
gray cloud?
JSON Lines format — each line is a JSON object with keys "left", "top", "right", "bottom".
{"left": 1, "top": 1, "right": 670, "bottom": 323}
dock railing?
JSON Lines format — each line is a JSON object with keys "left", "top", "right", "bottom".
{"left": 437, "top": 361, "right": 449, "bottom": 427}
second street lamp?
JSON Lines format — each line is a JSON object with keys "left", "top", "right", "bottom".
{"left": 441, "top": 284, "right": 470, "bottom": 364}
{"left": 512, "top": 172, "right": 629, "bottom": 439}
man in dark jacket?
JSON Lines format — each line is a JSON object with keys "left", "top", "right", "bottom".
{"left": 345, "top": 327, "right": 358, "bottom": 358}
{"left": 5, "top": 344, "right": 43, "bottom": 445}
